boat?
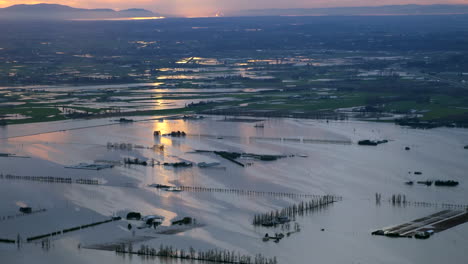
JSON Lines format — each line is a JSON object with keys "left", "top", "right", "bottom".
{"left": 405, "top": 181, "right": 414, "bottom": 185}
{"left": 254, "top": 123, "right": 265, "bottom": 128}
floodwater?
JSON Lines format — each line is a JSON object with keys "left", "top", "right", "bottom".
{"left": 0, "top": 83, "right": 164, "bottom": 92}
{"left": 72, "top": 97, "right": 237, "bottom": 111}
{"left": 0, "top": 116, "right": 467, "bottom": 264}
{"left": 0, "top": 83, "right": 276, "bottom": 114}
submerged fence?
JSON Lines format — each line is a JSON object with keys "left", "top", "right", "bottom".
{"left": 0, "top": 238, "right": 15, "bottom": 244}
{"left": 178, "top": 186, "right": 338, "bottom": 199}
{"left": 0, "top": 209, "right": 46, "bottom": 222}
{"left": 24, "top": 217, "right": 121, "bottom": 243}
{"left": 2, "top": 217, "right": 121, "bottom": 244}
{"left": 188, "top": 133, "right": 351, "bottom": 145}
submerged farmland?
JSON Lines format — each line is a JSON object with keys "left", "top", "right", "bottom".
{"left": 0, "top": 115, "right": 467, "bottom": 264}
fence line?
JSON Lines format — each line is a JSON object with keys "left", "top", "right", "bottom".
{"left": 0, "top": 209, "right": 46, "bottom": 222}
{"left": 187, "top": 134, "right": 351, "bottom": 145}
{"left": 24, "top": 217, "right": 121, "bottom": 243}
{"left": 0, "top": 174, "right": 99, "bottom": 185}
{"left": 179, "top": 186, "right": 340, "bottom": 199}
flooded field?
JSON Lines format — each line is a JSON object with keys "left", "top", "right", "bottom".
{"left": 0, "top": 115, "right": 467, "bottom": 263}
{"left": 2, "top": 48, "right": 468, "bottom": 128}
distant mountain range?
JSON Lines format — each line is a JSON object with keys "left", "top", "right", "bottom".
{"left": 0, "top": 4, "right": 158, "bottom": 20}
{"left": 1, "top": 3, "right": 467, "bottom": 20}
{"left": 229, "top": 4, "right": 468, "bottom": 17}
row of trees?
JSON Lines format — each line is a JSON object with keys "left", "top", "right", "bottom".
{"left": 116, "top": 244, "right": 278, "bottom": 264}
{"left": 376, "top": 192, "right": 468, "bottom": 209}
{"left": 1, "top": 174, "right": 99, "bottom": 186}
{"left": 253, "top": 195, "right": 339, "bottom": 225}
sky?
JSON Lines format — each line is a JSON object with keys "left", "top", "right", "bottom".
{"left": 0, "top": 0, "right": 468, "bottom": 16}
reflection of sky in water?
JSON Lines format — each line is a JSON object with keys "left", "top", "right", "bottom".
{"left": 0, "top": 116, "right": 467, "bottom": 263}
{"left": 0, "top": 82, "right": 163, "bottom": 91}
{"left": 64, "top": 97, "right": 237, "bottom": 112}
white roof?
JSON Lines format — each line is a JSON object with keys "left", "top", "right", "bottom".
{"left": 142, "top": 215, "right": 164, "bottom": 221}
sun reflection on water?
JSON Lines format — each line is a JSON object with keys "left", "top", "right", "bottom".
{"left": 71, "top": 17, "right": 165, "bottom": 21}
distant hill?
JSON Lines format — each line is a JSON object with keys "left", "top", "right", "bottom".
{"left": 0, "top": 3, "right": 158, "bottom": 20}
{"left": 229, "top": 4, "right": 468, "bottom": 17}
